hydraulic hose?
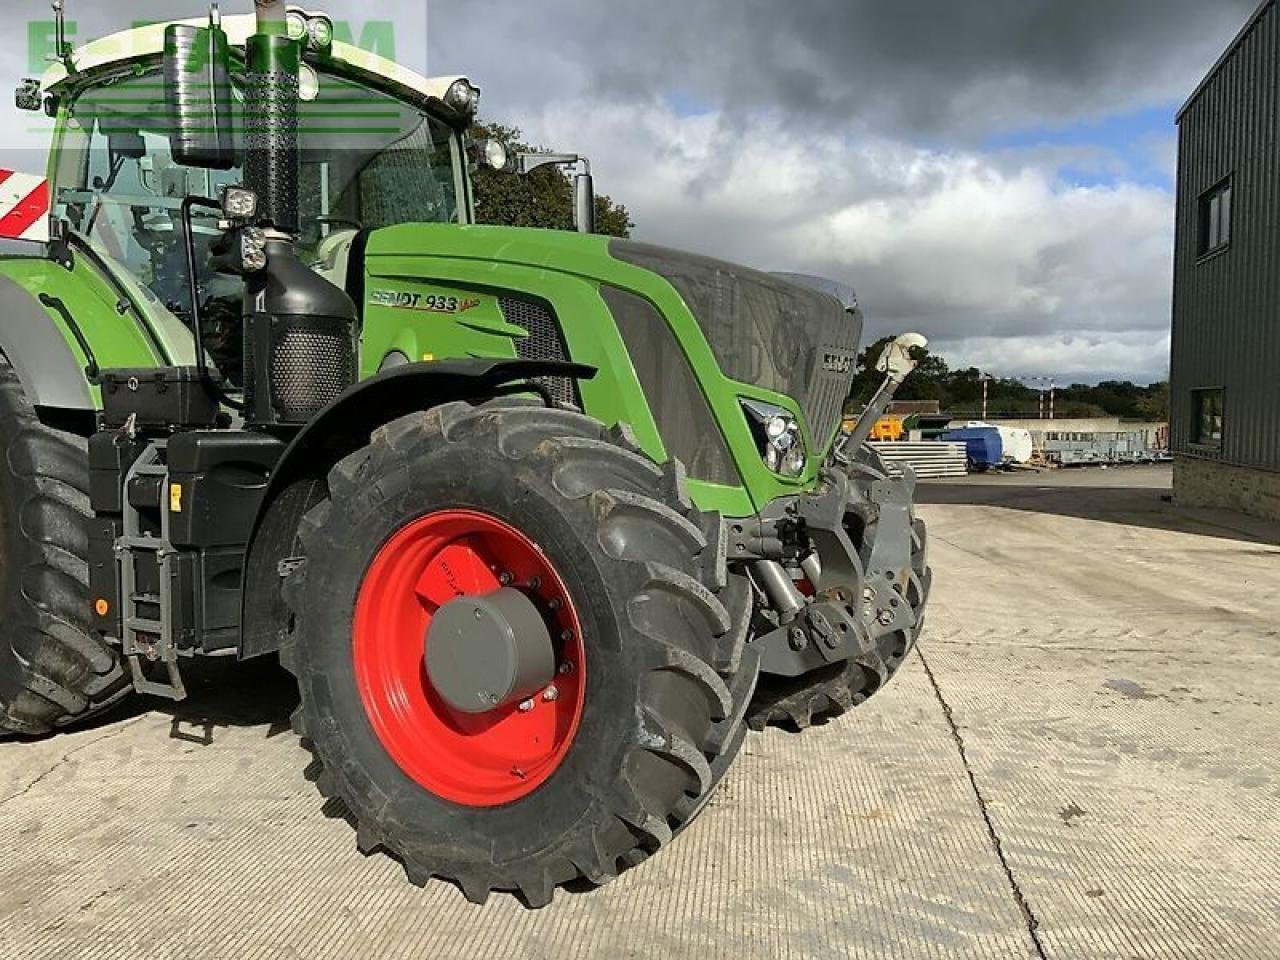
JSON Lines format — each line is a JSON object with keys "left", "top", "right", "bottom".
{"left": 181, "top": 196, "right": 244, "bottom": 411}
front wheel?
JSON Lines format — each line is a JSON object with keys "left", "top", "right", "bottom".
{"left": 282, "top": 400, "right": 748, "bottom": 906}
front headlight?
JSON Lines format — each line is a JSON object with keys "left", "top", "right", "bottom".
{"left": 286, "top": 11, "right": 335, "bottom": 52}
{"left": 308, "top": 15, "right": 334, "bottom": 50}
{"left": 741, "top": 399, "right": 806, "bottom": 478}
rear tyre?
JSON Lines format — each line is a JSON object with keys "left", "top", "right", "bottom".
{"left": 0, "top": 357, "right": 131, "bottom": 737}
{"left": 282, "top": 400, "right": 750, "bottom": 905}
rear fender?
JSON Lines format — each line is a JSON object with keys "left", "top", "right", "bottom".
{"left": 0, "top": 273, "right": 95, "bottom": 411}
{"left": 239, "top": 358, "right": 597, "bottom": 659}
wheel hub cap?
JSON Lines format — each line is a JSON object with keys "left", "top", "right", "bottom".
{"left": 425, "top": 588, "right": 556, "bottom": 714}
{"left": 352, "top": 510, "right": 585, "bottom": 807}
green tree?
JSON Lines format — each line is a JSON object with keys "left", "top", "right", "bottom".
{"left": 468, "top": 121, "right": 634, "bottom": 237}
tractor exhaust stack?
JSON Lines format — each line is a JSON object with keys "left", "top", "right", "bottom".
{"left": 244, "top": 0, "right": 300, "bottom": 237}
{"left": 235, "top": 1, "right": 357, "bottom": 429}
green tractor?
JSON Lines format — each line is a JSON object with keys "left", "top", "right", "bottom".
{"left": 0, "top": 1, "right": 931, "bottom": 905}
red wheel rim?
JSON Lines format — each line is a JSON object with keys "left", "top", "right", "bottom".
{"left": 353, "top": 510, "right": 585, "bottom": 807}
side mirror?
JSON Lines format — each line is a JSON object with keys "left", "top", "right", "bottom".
{"left": 164, "top": 22, "right": 237, "bottom": 170}
{"left": 574, "top": 171, "right": 596, "bottom": 235}
{"left": 14, "top": 79, "right": 42, "bottom": 112}
{"left": 473, "top": 143, "right": 598, "bottom": 234}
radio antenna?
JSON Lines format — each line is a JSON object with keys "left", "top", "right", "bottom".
{"left": 50, "top": 1, "right": 74, "bottom": 71}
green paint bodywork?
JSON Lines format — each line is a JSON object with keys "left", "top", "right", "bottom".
{"left": 360, "top": 224, "right": 828, "bottom": 517}
{"left": 0, "top": 248, "right": 195, "bottom": 403}
{"left": 15, "top": 41, "right": 837, "bottom": 520}
{"left": 0, "top": 219, "right": 832, "bottom": 519}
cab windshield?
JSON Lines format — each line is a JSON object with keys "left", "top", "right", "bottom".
{"left": 55, "top": 67, "right": 464, "bottom": 383}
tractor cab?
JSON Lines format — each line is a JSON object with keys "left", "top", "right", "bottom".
{"left": 35, "top": 11, "right": 477, "bottom": 384}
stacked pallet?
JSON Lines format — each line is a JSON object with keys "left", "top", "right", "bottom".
{"left": 869, "top": 441, "right": 968, "bottom": 479}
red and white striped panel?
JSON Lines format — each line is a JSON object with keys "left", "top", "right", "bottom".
{"left": 0, "top": 170, "right": 50, "bottom": 243}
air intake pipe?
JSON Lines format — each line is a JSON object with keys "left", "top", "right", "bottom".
{"left": 240, "top": 1, "right": 357, "bottom": 428}
{"left": 245, "top": 0, "right": 299, "bottom": 235}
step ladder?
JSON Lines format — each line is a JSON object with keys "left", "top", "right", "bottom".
{"left": 118, "top": 444, "right": 188, "bottom": 700}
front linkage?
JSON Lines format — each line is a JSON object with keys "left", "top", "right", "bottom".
{"left": 731, "top": 334, "right": 933, "bottom": 729}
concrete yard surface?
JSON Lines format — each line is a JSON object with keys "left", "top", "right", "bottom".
{"left": 2, "top": 464, "right": 1277, "bottom": 959}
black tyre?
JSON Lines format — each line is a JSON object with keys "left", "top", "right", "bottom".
{"left": 747, "top": 447, "right": 931, "bottom": 731}
{"left": 282, "top": 400, "right": 751, "bottom": 906}
{"left": 0, "top": 357, "right": 131, "bottom": 737}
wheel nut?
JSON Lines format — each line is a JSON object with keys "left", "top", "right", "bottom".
{"left": 542, "top": 686, "right": 559, "bottom": 702}
{"left": 877, "top": 609, "right": 894, "bottom": 626}
{"left": 498, "top": 571, "right": 513, "bottom": 586}
{"left": 518, "top": 699, "right": 535, "bottom": 712}
{"left": 558, "top": 662, "right": 574, "bottom": 675}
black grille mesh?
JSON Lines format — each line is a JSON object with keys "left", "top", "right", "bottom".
{"left": 244, "top": 314, "right": 356, "bottom": 424}
{"left": 498, "top": 296, "right": 578, "bottom": 406}
{"left": 270, "top": 323, "right": 354, "bottom": 421}
{"left": 243, "top": 70, "right": 301, "bottom": 234}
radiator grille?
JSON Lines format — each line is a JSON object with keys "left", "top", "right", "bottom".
{"left": 805, "top": 344, "right": 859, "bottom": 449}
{"left": 498, "top": 296, "right": 578, "bottom": 406}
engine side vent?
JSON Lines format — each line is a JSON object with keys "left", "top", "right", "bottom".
{"left": 498, "top": 296, "right": 579, "bottom": 407}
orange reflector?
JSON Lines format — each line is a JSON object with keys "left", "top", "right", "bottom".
{"left": 94, "top": 598, "right": 110, "bottom": 617}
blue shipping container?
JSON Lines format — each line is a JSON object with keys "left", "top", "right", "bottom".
{"left": 940, "top": 427, "right": 1004, "bottom": 470}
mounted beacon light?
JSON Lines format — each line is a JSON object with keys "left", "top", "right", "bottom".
{"left": 444, "top": 79, "right": 481, "bottom": 118}
{"left": 220, "top": 185, "right": 260, "bottom": 222}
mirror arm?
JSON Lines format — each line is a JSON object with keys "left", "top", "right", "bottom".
{"left": 516, "top": 152, "right": 582, "bottom": 176}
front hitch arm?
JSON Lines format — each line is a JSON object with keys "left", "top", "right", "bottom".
{"left": 836, "top": 332, "right": 929, "bottom": 459}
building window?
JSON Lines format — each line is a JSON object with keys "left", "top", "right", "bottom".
{"left": 1198, "top": 178, "right": 1233, "bottom": 257}
{"left": 1191, "top": 388, "right": 1223, "bottom": 448}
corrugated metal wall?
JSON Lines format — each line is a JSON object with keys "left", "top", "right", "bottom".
{"left": 1171, "top": 0, "right": 1280, "bottom": 471}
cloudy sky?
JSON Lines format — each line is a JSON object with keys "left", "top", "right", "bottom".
{"left": 1, "top": 0, "right": 1260, "bottom": 382}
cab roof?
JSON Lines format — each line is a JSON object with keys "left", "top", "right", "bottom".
{"left": 38, "top": 11, "right": 477, "bottom": 127}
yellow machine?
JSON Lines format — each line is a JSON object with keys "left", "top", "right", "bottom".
{"left": 844, "top": 414, "right": 905, "bottom": 442}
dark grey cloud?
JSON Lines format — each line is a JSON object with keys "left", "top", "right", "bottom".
{"left": 435, "top": 0, "right": 1256, "bottom": 140}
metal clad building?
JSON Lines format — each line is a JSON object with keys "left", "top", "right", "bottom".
{"left": 1171, "top": 0, "right": 1280, "bottom": 520}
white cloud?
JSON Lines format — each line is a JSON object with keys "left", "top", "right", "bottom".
{"left": 0, "top": 0, "right": 1208, "bottom": 383}
{"left": 528, "top": 100, "right": 1174, "bottom": 381}
{"left": 933, "top": 332, "right": 1172, "bottom": 384}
